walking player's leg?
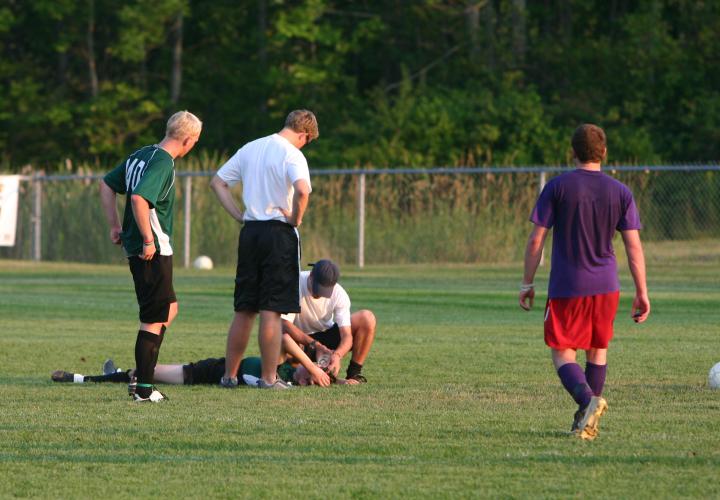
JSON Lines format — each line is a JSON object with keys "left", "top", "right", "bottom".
{"left": 552, "top": 348, "right": 594, "bottom": 411}
{"left": 585, "top": 348, "right": 608, "bottom": 396}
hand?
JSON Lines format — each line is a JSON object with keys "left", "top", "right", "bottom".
{"left": 310, "top": 366, "right": 331, "bottom": 387}
{"left": 631, "top": 293, "right": 650, "bottom": 323}
{"left": 141, "top": 241, "right": 156, "bottom": 261}
{"left": 277, "top": 206, "right": 300, "bottom": 227}
{"left": 109, "top": 226, "right": 122, "bottom": 245}
{"left": 519, "top": 288, "right": 535, "bottom": 311}
{"left": 327, "top": 352, "right": 341, "bottom": 377}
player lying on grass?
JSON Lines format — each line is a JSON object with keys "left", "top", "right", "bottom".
{"left": 281, "top": 259, "right": 376, "bottom": 383}
{"left": 52, "top": 334, "right": 359, "bottom": 388}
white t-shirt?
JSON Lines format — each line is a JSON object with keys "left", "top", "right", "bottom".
{"left": 282, "top": 271, "right": 351, "bottom": 333}
{"left": 216, "top": 133, "right": 311, "bottom": 222}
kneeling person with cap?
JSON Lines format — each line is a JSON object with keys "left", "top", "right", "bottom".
{"left": 282, "top": 259, "right": 377, "bottom": 382}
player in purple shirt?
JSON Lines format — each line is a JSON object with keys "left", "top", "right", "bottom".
{"left": 519, "top": 124, "right": 650, "bottom": 440}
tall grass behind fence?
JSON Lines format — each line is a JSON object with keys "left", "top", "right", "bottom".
{"left": 612, "top": 169, "right": 720, "bottom": 240}
{"left": 177, "top": 172, "right": 539, "bottom": 266}
{"left": 1, "top": 163, "right": 719, "bottom": 265}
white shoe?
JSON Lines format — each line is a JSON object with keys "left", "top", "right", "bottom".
{"left": 132, "top": 388, "right": 167, "bottom": 403}
{"left": 257, "top": 378, "right": 292, "bottom": 389}
{"left": 102, "top": 358, "right": 117, "bottom": 375}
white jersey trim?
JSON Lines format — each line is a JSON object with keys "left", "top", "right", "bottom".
{"left": 149, "top": 208, "right": 173, "bottom": 255}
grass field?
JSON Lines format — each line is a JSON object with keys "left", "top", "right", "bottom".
{"left": 1, "top": 251, "right": 719, "bottom": 498}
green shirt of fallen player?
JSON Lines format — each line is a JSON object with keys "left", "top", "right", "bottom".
{"left": 282, "top": 260, "right": 377, "bottom": 382}
{"left": 98, "top": 111, "right": 201, "bottom": 401}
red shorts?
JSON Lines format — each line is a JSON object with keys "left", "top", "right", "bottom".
{"left": 544, "top": 291, "right": 619, "bottom": 350}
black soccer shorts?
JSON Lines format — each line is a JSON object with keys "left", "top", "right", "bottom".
{"left": 233, "top": 220, "right": 300, "bottom": 313}
{"left": 304, "top": 323, "right": 342, "bottom": 360}
{"left": 128, "top": 254, "right": 176, "bottom": 323}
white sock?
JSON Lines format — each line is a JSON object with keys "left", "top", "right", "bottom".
{"left": 73, "top": 374, "right": 85, "bottom": 383}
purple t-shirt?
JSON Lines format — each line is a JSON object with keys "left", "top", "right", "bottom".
{"left": 530, "top": 169, "right": 641, "bottom": 298}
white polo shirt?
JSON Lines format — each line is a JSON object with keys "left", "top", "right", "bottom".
{"left": 216, "top": 133, "right": 311, "bottom": 222}
{"left": 282, "top": 271, "right": 351, "bottom": 333}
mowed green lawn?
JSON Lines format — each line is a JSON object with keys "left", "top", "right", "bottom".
{"left": 1, "top": 253, "right": 719, "bottom": 498}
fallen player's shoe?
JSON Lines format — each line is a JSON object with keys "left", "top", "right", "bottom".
{"left": 102, "top": 358, "right": 118, "bottom": 375}
{"left": 51, "top": 370, "right": 83, "bottom": 383}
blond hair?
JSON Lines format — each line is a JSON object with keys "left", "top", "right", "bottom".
{"left": 284, "top": 109, "right": 319, "bottom": 140}
{"left": 166, "top": 110, "right": 202, "bottom": 140}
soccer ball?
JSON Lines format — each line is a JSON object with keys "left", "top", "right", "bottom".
{"left": 708, "top": 362, "right": 720, "bottom": 389}
{"left": 193, "top": 255, "right": 214, "bottom": 270}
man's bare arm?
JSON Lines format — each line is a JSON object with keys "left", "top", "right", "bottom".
{"left": 281, "top": 334, "right": 330, "bottom": 387}
{"left": 281, "top": 319, "right": 315, "bottom": 346}
{"left": 131, "top": 194, "right": 156, "bottom": 260}
{"left": 519, "top": 225, "right": 548, "bottom": 311}
{"left": 621, "top": 229, "right": 650, "bottom": 323}
{"left": 99, "top": 180, "right": 122, "bottom": 245}
{"left": 210, "top": 175, "right": 244, "bottom": 222}
{"left": 280, "top": 179, "right": 310, "bottom": 227}
{"left": 326, "top": 326, "right": 353, "bottom": 377}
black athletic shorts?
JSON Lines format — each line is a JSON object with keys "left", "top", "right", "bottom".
{"left": 305, "top": 324, "right": 341, "bottom": 360}
{"left": 128, "top": 254, "right": 176, "bottom": 323}
{"left": 234, "top": 220, "right": 301, "bottom": 313}
{"left": 182, "top": 357, "right": 257, "bottom": 385}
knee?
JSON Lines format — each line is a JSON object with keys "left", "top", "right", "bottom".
{"left": 354, "top": 309, "right": 376, "bottom": 332}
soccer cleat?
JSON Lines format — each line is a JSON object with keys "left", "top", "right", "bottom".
{"left": 257, "top": 378, "right": 292, "bottom": 389}
{"left": 575, "top": 396, "right": 608, "bottom": 441}
{"left": 51, "top": 370, "right": 75, "bottom": 383}
{"left": 132, "top": 387, "right": 167, "bottom": 403}
{"left": 570, "top": 408, "right": 583, "bottom": 433}
{"left": 219, "top": 376, "right": 238, "bottom": 388}
{"left": 102, "top": 358, "right": 118, "bottom": 375}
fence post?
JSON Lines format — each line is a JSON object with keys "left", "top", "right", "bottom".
{"left": 183, "top": 175, "right": 192, "bottom": 268}
{"left": 32, "top": 174, "right": 42, "bottom": 261}
{"left": 539, "top": 170, "right": 546, "bottom": 266}
{"left": 357, "top": 173, "right": 365, "bottom": 269}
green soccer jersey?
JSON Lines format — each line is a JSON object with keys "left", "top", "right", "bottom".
{"left": 238, "top": 357, "right": 296, "bottom": 384}
{"left": 103, "top": 145, "right": 176, "bottom": 257}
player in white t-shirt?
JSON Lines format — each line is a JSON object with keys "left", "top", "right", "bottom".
{"left": 282, "top": 260, "right": 377, "bottom": 383}
{"left": 210, "top": 110, "right": 318, "bottom": 389}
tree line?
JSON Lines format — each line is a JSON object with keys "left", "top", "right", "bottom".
{"left": 1, "top": 0, "right": 718, "bottom": 171}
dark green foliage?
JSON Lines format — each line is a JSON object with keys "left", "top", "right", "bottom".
{"left": 0, "top": 1, "right": 719, "bottom": 169}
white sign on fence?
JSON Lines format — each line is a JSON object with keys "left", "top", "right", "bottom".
{"left": 0, "top": 175, "right": 20, "bottom": 247}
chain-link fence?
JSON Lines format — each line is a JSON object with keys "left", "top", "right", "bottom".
{"left": 1, "top": 166, "right": 719, "bottom": 266}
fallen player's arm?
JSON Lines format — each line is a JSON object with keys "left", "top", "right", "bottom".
{"left": 281, "top": 334, "right": 331, "bottom": 387}
{"left": 282, "top": 319, "right": 316, "bottom": 347}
